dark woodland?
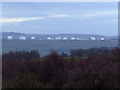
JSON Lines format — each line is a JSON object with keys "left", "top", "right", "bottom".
{"left": 2, "top": 47, "right": 119, "bottom": 88}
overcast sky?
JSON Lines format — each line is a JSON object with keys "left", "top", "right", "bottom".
{"left": 2, "top": 2, "right": 118, "bottom": 36}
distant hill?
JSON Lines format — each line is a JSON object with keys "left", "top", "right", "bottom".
{"left": 2, "top": 32, "right": 118, "bottom": 40}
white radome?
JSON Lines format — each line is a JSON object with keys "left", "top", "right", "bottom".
{"left": 55, "top": 36, "right": 61, "bottom": 40}
{"left": 101, "top": 38, "right": 105, "bottom": 41}
{"left": 47, "top": 37, "right": 51, "bottom": 40}
{"left": 71, "top": 37, "right": 75, "bottom": 40}
{"left": 19, "top": 36, "right": 26, "bottom": 40}
{"left": 90, "top": 37, "right": 96, "bottom": 40}
{"left": 55, "top": 37, "right": 58, "bottom": 40}
{"left": 63, "top": 37, "right": 67, "bottom": 40}
{"left": 31, "top": 37, "right": 35, "bottom": 40}
{"left": 7, "top": 36, "right": 13, "bottom": 40}
{"left": 57, "top": 37, "right": 61, "bottom": 40}
{"left": 76, "top": 38, "right": 80, "bottom": 40}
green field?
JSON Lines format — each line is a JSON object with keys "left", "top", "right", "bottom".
{"left": 2, "top": 40, "right": 118, "bottom": 56}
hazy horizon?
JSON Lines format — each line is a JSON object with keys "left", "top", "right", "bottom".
{"left": 3, "top": 31, "right": 118, "bottom": 37}
{"left": 2, "top": 2, "right": 118, "bottom": 36}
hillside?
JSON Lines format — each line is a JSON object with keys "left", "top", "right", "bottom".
{"left": 2, "top": 32, "right": 118, "bottom": 40}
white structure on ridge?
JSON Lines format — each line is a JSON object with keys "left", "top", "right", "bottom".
{"left": 76, "top": 38, "right": 80, "bottom": 40}
{"left": 55, "top": 37, "right": 58, "bottom": 40}
{"left": 31, "top": 37, "right": 35, "bottom": 40}
{"left": 63, "top": 37, "right": 67, "bottom": 40}
{"left": 19, "top": 36, "right": 26, "bottom": 40}
{"left": 47, "top": 37, "right": 52, "bottom": 40}
{"left": 57, "top": 37, "right": 61, "bottom": 40}
{"left": 89, "top": 37, "right": 96, "bottom": 40}
{"left": 55, "top": 36, "right": 61, "bottom": 40}
{"left": 71, "top": 37, "right": 75, "bottom": 40}
{"left": 7, "top": 36, "right": 13, "bottom": 40}
{"left": 101, "top": 38, "right": 105, "bottom": 41}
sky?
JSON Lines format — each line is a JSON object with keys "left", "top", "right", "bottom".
{"left": 2, "top": 2, "right": 118, "bottom": 36}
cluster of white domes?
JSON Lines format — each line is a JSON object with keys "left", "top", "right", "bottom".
{"left": 7, "top": 36, "right": 105, "bottom": 41}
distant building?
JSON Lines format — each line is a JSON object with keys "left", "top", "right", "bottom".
{"left": 89, "top": 37, "right": 96, "bottom": 40}
{"left": 55, "top": 37, "right": 58, "bottom": 40}
{"left": 31, "top": 37, "right": 35, "bottom": 40}
{"left": 71, "top": 37, "right": 75, "bottom": 40}
{"left": 63, "top": 37, "right": 67, "bottom": 40}
{"left": 76, "top": 38, "right": 80, "bottom": 40}
{"left": 7, "top": 36, "right": 13, "bottom": 40}
{"left": 101, "top": 38, "right": 105, "bottom": 41}
{"left": 47, "top": 37, "right": 51, "bottom": 40}
{"left": 19, "top": 36, "right": 26, "bottom": 40}
{"left": 57, "top": 37, "right": 61, "bottom": 40}
{"left": 55, "top": 36, "right": 61, "bottom": 40}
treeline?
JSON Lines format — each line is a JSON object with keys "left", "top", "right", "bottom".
{"left": 2, "top": 50, "right": 40, "bottom": 61}
{"left": 70, "top": 47, "right": 115, "bottom": 57}
{"left": 2, "top": 47, "right": 119, "bottom": 88}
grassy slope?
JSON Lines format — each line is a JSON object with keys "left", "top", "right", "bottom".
{"left": 2, "top": 40, "right": 118, "bottom": 56}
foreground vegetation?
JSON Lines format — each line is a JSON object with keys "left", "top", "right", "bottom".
{"left": 2, "top": 47, "right": 119, "bottom": 88}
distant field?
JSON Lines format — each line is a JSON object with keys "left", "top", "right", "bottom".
{"left": 2, "top": 40, "right": 118, "bottom": 56}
